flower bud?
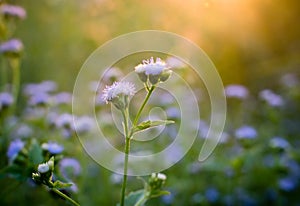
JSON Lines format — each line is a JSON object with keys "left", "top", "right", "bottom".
{"left": 160, "top": 70, "right": 172, "bottom": 82}
{"left": 149, "top": 74, "right": 160, "bottom": 85}
{"left": 38, "top": 163, "right": 50, "bottom": 173}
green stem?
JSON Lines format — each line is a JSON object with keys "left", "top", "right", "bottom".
{"left": 134, "top": 192, "right": 148, "bottom": 206}
{"left": 9, "top": 57, "right": 20, "bottom": 113}
{"left": 120, "top": 108, "right": 130, "bottom": 206}
{"left": 52, "top": 188, "right": 80, "bottom": 206}
{"left": 132, "top": 86, "right": 155, "bottom": 127}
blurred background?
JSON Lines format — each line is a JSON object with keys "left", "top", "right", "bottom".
{"left": 1, "top": 0, "right": 300, "bottom": 205}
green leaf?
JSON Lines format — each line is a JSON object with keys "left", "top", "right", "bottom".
{"left": 53, "top": 180, "right": 73, "bottom": 189}
{"left": 133, "top": 120, "right": 175, "bottom": 133}
{"left": 28, "top": 139, "right": 43, "bottom": 164}
{"left": 150, "top": 190, "right": 170, "bottom": 198}
{"left": 117, "top": 190, "right": 146, "bottom": 206}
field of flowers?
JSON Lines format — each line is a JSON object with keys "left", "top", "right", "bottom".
{"left": 1, "top": 0, "right": 300, "bottom": 205}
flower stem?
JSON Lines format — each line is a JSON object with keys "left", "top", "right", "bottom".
{"left": 132, "top": 86, "right": 155, "bottom": 127}
{"left": 120, "top": 108, "right": 130, "bottom": 206}
{"left": 9, "top": 57, "right": 20, "bottom": 113}
{"left": 52, "top": 188, "right": 80, "bottom": 206}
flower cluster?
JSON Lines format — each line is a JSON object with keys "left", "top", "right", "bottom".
{"left": 135, "top": 57, "right": 172, "bottom": 85}
{"left": 102, "top": 81, "right": 136, "bottom": 110}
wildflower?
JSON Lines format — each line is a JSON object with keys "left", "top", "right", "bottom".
{"left": 0, "top": 39, "right": 23, "bottom": 56}
{"left": 102, "top": 67, "right": 123, "bottom": 82}
{"left": 135, "top": 57, "right": 172, "bottom": 84}
{"left": 38, "top": 163, "right": 50, "bottom": 173}
{"left": 7, "top": 139, "right": 25, "bottom": 163}
{"left": 166, "top": 56, "right": 186, "bottom": 68}
{"left": 259, "top": 89, "right": 284, "bottom": 107}
{"left": 278, "top": 177, "right": 296, "bottom": 191}
{"left": 225, "top": 84, "right": 249, "bottom": 99}
{"left": 28, "top": 92, "right": 51, "bottom": 106}
{"left": 269, "top": 137, "right": 290, "bottom": 150}
{"left": 149, "top": 173, "right": 167, "bottom": 191}
{"left": 24, "top": 81, "right": 57, "bottom": 96}
{"left": 0, "top": 92, "right": 14, "bottom": 109}
{"left": 0, "top": 4, "right": 26, "bottom": 20}
{"left": 42, "top": 141, "right": 64, "bottom": 154}
{"left": 102, "top": 81, "right": 136, "bottom": 110}
{"left": 205, "top": 188, "right": 219, "bottom": 203}
{"left": 73, "top": 116, "right": 94, "bottom": 134}
{"left": 280, "top": 73, "right": 298, "bottom": 88}
{"left": 235, "top": 125, "right": 257, "bottom": 139}
{"left": 59, "top": 158, "right": 81, "bottom": 180}
{"left": 54, "top": 113, "right": 73, "bottom": 129}
{"left": 54, "top": 92, "right": 72, "bottom": 105}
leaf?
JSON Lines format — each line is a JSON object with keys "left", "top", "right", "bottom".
{"left": 133, "top": 120, "right": 175, "bottom": 134}
{"left": 28, "top": 139, "right": 43, "bottom": 164}
{"left": 53, "top": 180, "right": 73, "bottom": 189}
{"left": 150, "top": 190, "right": 170, "bottom": 198}
{"left": 117, "top": 190, "right": 146, "bottom": 206}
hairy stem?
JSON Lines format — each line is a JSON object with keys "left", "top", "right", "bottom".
{"left": 52, "top": 188, "right": 80, "bottom": 206}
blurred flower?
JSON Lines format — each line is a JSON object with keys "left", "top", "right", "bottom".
{"left": 280, "top": 73, "right": 298, "bottom": 88}
{"left": 28, "top": 92, "right": 51, "bottom": 106}
{"left": 73, "top": 116, "right": 95, "bottom": 134}
{"left": 166, "top": 56, "right": 186, "bottom": 69}
{"left": 110, "top": 173, "right": 123, "bottom": 184}
{"left": 38, "top": 163, "right": 50, "bottom": 173}
{"left": 166, "top": 107, "right": 181, "bottom": 119}
{"left": 102, "top": 81, "right": 136, "bottom": 110}
{"left": 259, "top": 89, "right": 284, "bottom": 107}
{"left": 0, "top": 92, "right": 14, "bottom": 109}
{"left": 135, "top": 57, "right": 172, "bottom": 84}
{"left": 102, "top": 67, "right": 123, "bottom": 82}
{"left": 12, "top": 124, "right": 33, "bottom": 138}
{"left": 0, "top": 39, "right": 23, "bottom": 56}
{"left": 205, "top": 187, "right": 219, "bottom": 203}
{"left": 235, "top": 125, "right": 257, "bottom": 139}
{"left": 24, "top": 81, "right": 57, "bottom": 96}
{"left": 55, "top": 113, "right": 73, "bottom": 129}
{"left": 7, "top": 139, "right": 25, "bottom": 163}
{"left": 162, "top": 190, "right": 175, "bottom": 204}
{"left": 0, "top": 4, "right": 26, "bottom": 20}
{"left": 225, "top": 84, "right": 249, "bottom": 99}
{"left": 192, "top": 193, "right": 204, "bottom": 204}
{"left": 59, "top": 158, "right": 81, "bottom": 180}
{"left": 42, "top": 141, "right": 64, "bottom": 154}
{"left": 269, "top": 137, "right": 290, "bottom": 150}
{"left": 278, "top": 177, "right": 296, "bottom": 191}
{"left": 54, "top": 92, "right": 72, "bottom": 105}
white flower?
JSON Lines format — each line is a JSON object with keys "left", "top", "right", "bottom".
{"left": 102, "top": 81, "right": 136, "bottom": 103}
{"left": 38, "top": 163, "right": 50, "bottom": 173}
{"left": 235, "top": 125, "right": 257, "bottom": 139}
{"left": 259, "top": 89, "right": 284, "bottom": 107}
{"left": 151, "top": 172, "right": 167, "bottom": 180}
{"left": 135, "top": 57, "right": 172, "bottom": 84}
{"left": 225, "top": 84, "right": 249, "bottom": 99}
{"left": 135, "top": 57, "right": 167, "bottom": 75}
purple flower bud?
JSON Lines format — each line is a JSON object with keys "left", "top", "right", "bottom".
{"left": 0, "top": 92, "right": 14, "bottom": 108}
{"left": 42, "top": 141, "right": 64, "bottom": 154}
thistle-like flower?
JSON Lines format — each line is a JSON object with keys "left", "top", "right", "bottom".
{"left": 102, "top": 81, "right": 136, "bottom": 110}
{"left": 135, "top": 57, "right": 172, "bottom": 85}
{"left": 0, "top": 39, "right": 24, "bottom": 57}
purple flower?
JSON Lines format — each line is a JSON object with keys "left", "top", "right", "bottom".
{"left": 28, "top": 92, "right": 51, "bottom": 106}
{"left": 54, "top": 92, "right": 72, "bottom": 105}
{"left": 42, "top": 141, "right": 64, "bottom": 154}
{"left": 54, "top": 113, "right": 73, "bottom": 129}
{"left": 59, "top": 158, "right": 81, "bottom": 180}
{"left": 0, "top": 92, "right": 14, "bottom": 109}
{"left": 259, "top": 89, "right": 284, "bottom": 107}
{"left": 235, "top": 125, "right": 257, "bottom": 139}
{"left": 225, "top": 84, "right": 249, "bottom": 99}
{"left": 278, "top": 177, "right": 296, "bottom": 191}
{"left": 7, "top": 139, "right": 25, "bottom": 163}
{"left": 0, "top": 39, "right": 23, "bottom": 56}
{"left": 73, "top": 116, "right": 94, "bottom": 134}
{"left": 205, "top": 188, "right": 219, "bottom": 203}
{"left": 0, "top": 4, "right": 26, "bottom": 20}
{"left": 269, "top": 137, "right": 290, "bottom": 150}
{"left": 280, "top": 73, "right": 298, "bottom": 88}
{"left": 24, "top": 81, "right": 57, "bottom": 96}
